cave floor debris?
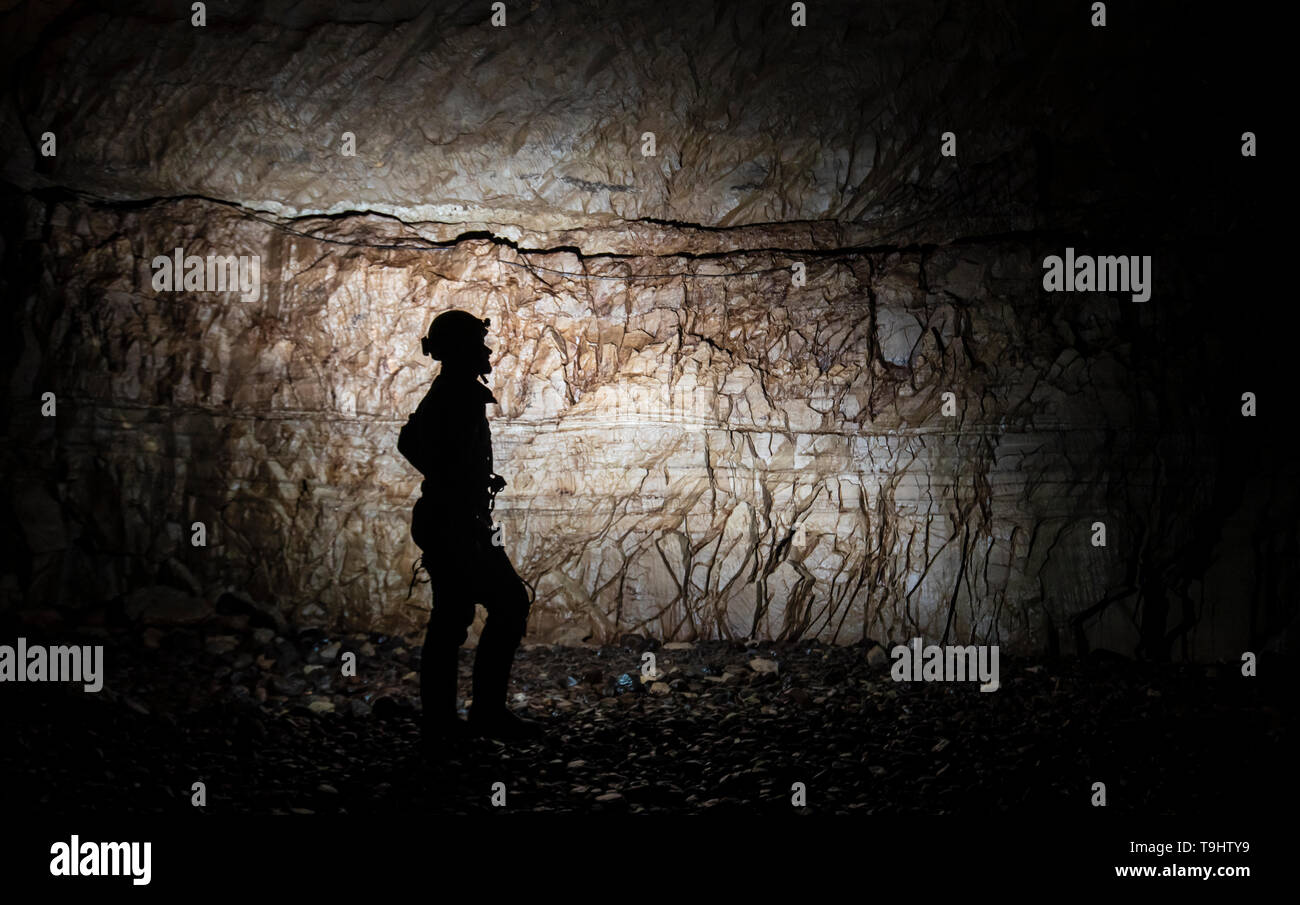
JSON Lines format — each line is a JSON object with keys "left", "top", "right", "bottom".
{"left": 4, "top": 622, "right": 1295, "bottom": 815}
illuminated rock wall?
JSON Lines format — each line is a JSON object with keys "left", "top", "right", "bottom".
{"left": 3, "top": 194, "right": 1273, "bottom": 658}
{"left": 0, "top": 0, "right": 1291, "bottom": 655}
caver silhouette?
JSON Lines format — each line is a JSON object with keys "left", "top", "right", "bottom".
{"left": 398, "top": 309, "right": 542, "bottom": 743}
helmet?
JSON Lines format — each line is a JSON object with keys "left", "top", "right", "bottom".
{"left": 422, "top": 310, "right": 490, "bottom": 361}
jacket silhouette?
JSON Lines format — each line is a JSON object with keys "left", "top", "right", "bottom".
{"left": 401, "top": 376, "right": 497, "bottom": 544}
{"left": 398, "top": 310, "right": 542, "bottom": 743}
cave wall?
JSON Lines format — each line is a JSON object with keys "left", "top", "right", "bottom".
{"left": 1, "top": 0, "right": 1293, "bottom": 655}
{"left": 5, "top": 193, "right": 1281, "bottom": 657}
{"left": 3, "top": 0, "right": 1079, "bottom": 239}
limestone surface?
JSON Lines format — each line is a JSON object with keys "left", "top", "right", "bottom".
{"left": 0, "top": 0, "right": 1289, "bottom": 657}
{"left": 2, "top": 194, "right": 1272, "bottom": 658}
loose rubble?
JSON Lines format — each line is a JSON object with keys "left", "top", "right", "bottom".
{"left": 4, "top": 617, "right": 1294, "bottom": 815}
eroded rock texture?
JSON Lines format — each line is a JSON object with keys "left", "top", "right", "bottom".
{"left": 3, "top": 0, "right": 1080, "bottom": 239}
{"left": 3, "top": 193, "right": 1286, "bottom": 656}
{"left": 0, "top": 0, "right": 1293, "bottom": 656}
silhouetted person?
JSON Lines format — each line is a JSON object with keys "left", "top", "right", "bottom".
{"left": 398, "top": 310, "right": 542, "bottom": 743}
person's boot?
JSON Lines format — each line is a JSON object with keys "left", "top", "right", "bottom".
{"left": 468, "top": 646, "right": 543, "bottom": 741}
{"left": 421, "top": 643, "right": 469, "bottom": 747}
{"left": 469, "top": 706, "right": 544, "bottom": 741}
{"left": 423, "top": 713, "right": 472, "bottom": 749}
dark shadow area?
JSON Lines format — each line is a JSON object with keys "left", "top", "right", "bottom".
{"left": 2, "top": 620, "right": 1295, "bottom": 815}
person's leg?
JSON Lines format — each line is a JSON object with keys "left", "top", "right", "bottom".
{"left": 421, "top": 556, "right": 476, "bottom": 732}
{"left": 468, "top": 543, "right": 540, "bottom": 738}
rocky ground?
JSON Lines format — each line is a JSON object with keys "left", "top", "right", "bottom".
{"left": 3, "top": 607, "right": 1296, "bottom": 816}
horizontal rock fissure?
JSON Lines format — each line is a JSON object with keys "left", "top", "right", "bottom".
{"left": 20, "top": 184, "right": 1096, "bottom": 265}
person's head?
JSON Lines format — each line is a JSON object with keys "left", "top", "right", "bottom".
{"left": 422, "top": 309, "right": 492, "bottom": 377}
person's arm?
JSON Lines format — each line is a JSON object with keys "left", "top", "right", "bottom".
{"left": 397, "top": 400, "right": 433, "bottom": 476}
{"left": 407, "top": 395, "right": 492, "bottom": 521}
